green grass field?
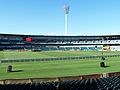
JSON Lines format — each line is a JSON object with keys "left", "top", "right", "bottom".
{"left": 0, "top": 50, "right": 120, "bottom": 59}
{"left": 0, "top": 51, "right": 120, "bottom": 79}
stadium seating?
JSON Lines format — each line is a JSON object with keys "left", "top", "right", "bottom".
{"left": 73, "top": 47, "right": 80, "bottom": 50}
{"left": 65, "top": 47, "right": 73, "bottom": 50}
{"left": 49, "top": 47, "right": 58, "bottom": 51}
{"left": 88, "top": 47, "right": 96, "bottom": 51}
{"left": 80, "top": 47, "right": 88, "bottom": 51}
{"left": 0, "top": 76, "right": 120, "bottom": 90}
{"left": 58, "top": 47, "right": 65, "bottom": 51}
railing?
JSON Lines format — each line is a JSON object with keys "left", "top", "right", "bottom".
{"left": 0, "top": 54, "right": 120, "bottom": 63}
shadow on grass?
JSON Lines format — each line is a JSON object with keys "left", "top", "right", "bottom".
{"left": 105, "top": 66, "right": 110, "bottom": 68}
{"left": 101, "top": 66, "right": 110, "bottom": 68}
{"left": 11, "top": 70, "right": 23, "bottom": 72}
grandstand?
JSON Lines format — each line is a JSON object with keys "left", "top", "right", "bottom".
{"left": 0, "top": 33, "right": 120, "bottom": 89}
{"left": 0, "top": 34, "right": 120, "bottom": 51}
{"left": 0, "top": 76, "right": 120, "bottom": 90}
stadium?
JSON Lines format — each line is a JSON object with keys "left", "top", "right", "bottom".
{"left": 0, "top": 33, "right": 120, "bottom": 90}
{"left": 0, "top": 0, "right": 120, "bottom": 90}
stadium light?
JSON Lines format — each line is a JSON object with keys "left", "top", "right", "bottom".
{"left": 64, "top": 5, "right": 70, "bottom": 36}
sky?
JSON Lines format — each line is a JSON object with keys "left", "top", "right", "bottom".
{"left": 0, "top": 0, "right": 120, "bottom": 36}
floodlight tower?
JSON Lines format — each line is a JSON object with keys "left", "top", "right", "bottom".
{"left": 64, "top": 5, "right": 70, "bottom": 36}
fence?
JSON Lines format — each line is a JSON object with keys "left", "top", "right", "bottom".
{"left": 0, "top": 54, "right": 120, "bottom": 63}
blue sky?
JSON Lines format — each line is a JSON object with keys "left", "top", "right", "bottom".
{"left": 0, "top": 0, "right": 120, "bottom": 35}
